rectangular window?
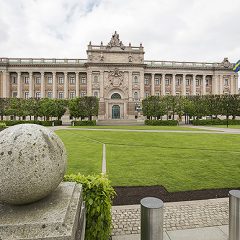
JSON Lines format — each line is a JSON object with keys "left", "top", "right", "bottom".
{"left": 156, "top": 92, "right": 160, "bottom": 96}
{"left": 155, "top": 78, "right": 160, "bottom": 85}
{"left": 12, "top": 91, "right": 17, "bottom": 97}
{"left": 224, "top": 79, "right": 229, "bottom": 86}
{"left": 81, "top": 91, "right": 86, "bottom": 97}
{"left": 93, "top": 91, "right": 98, "bottom": 98}
{"left": 70, "top": 77, "right": 75, "bottom": 85}
{"left": 35, "top": 92, "right": 41, "bottom": 99}
{"left": 206, "top": 79, "right": 209, "bottom": 86}
{"left": 24, "top": 92, "right": 29, "bottom": 99}
{"left": 144, "top": 78, "right": 149, "bottom": 85}
{"left": 196, "top": 79, "right": 200, "bottom": 86}
{"left": 47, "top": 77, "right": 53, "bottom": 84}
{"left": 134, "top": 92, "right": 138, "bottom": 100}
{"left": 93, "top": 75, "right": 98, "bottom": 83}
{"left": 47, "top": 92, "right": 52, "bottom": 98}
{"left": 145, "top": 92, "right": 149, "bottom": 98}
{"left": 133, "top": 76, "right": 138, "bottom": 84}
{"left": 70, "top": 91, "right": 75, "bottom": 99}
{"left": 165, "top": 79, "right": 170, "bottom": 85}
{"left": 35, "top": 77, "right": 41, "bottom": 84}
{"left": 81, "top": 76, "right": 86, "bottom": 84}
{"left": 176, "top": 79, "right": 181, "bottom": 86}
{"left": 24, "top": 77, "right": 29, "bottom": 84}
{"left": 186, "top": 79, "right": 190, "bottom": 86}
{"left": 59, "top": 76, "right": 64, "bottom": 85}
{"left": 12, "top": 76, "right": 17, "bottom": 84}
{"left": 58, "top": 92, "right": 64, "bottom": 99}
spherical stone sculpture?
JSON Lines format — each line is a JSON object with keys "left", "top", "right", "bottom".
{"left": 0, "top": 124, "right": 67, "bottom": 205}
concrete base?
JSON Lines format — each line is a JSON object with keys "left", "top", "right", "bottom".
{"left": 0, "top": 182, "right": 85, "bottom": 240}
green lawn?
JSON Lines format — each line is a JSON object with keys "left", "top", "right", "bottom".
{"left": 56, "top": 129, "right": 240, "bottom": 192}
{"left": 205, "top": 125, "right": 240, "bottom": 129}
{"left": 70, "top": 125, "right": 210, "bottom": 131}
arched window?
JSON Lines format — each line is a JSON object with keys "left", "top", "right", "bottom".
{"left": 133, "top": 76, "right": 138, "bottom": 83}
{"left": 134, "top": 92, "right": 138, "bottom": 100}
{"left": 111, "top": 93, "right": 121, "bottom": 99}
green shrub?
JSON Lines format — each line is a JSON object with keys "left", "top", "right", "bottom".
{"left": 192, "top": 119, "right": 240, "bottom": 126}
{"left": 72, "top": 120, "right": 96, "bottom": 126}
{"left": 0, "top": 122, "right": 6, "bottom": 129}
{"left": 64, "top": 174, "right": 115, "bottom": 240}
{"left": 145, "top": 119, "right": 178, "bottom": 126}
{"left": 0, "top": 120, "right": 62, "bottom": 126}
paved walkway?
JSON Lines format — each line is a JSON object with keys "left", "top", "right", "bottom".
{"left": 111, "top": 198, "right": 229, "bottom": 240}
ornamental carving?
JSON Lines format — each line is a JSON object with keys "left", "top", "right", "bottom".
{"left": 107, "top": 31, "right": 125, "bottom": 50}
{"left": 221, "top": 57, "right": 231, "bottom": 68}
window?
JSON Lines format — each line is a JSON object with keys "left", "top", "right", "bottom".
{"left": 224, "top": 79, "right": 229, "bottom": 86}
{"left": 133, "top": 76, "right": 138, "bottom": 84}
{"left": 12, "top": 91, "right": 17, "bottom": 97}
{"left": 24, "top": 92, "right": 29, "bottom": 99}
{"left": 94, "top": 91, "right": 98, "bottom": 98}
{"left": 176, "top": 79, "right": 181, "bottom": 86}
{"left": 186, "top": 79, "right": 190, "bottom": 86}
{"left": 134, "top": 92, "right": 138, "bottom": 100}
{"left": 81, "top": 91, "right": 86, "bottom": 97}
{"left": 144, "top": 78, "right": 149, "bottom": 85}
{"left": 196, "top": 79, "right": 200, "bottom": 86}
{"left": 47, "top": 92, "right": 52, "bottom": 98}
{"left": 145, "top": 92, "right": 149, "bottom": 98}
{"left": 70, "top": 91, "right": 75, "bottom": 99}
{"left": 12, "top": 76, "right": 17, "bottom": 84}
{"left": 35, "top": 92, "right": 41, "bottom": 99}
{"left": 59, "top": 76, "right": 64, "bottom": 84}
{"left": 81, "top": 76, "right": 86, "bottom": 84}
{"left": 156, "top": 92, "right": 160, "bottom": 96}
{"left": 24, "top": 77, "right": 29, "bottom": 84}
{"left": 165, "top": 79, "right": 170, "bottom": 85}
{"left": 176, "top": 92, "right": 180, "bottom": 96}
{"left": 93, "top": 75, "right": 98, "bottom": 83}
{"left": 35, "top": 77, "right": 41, "bottom": 84}
{"left": 186, "top": 92, "right": 190, "bottom": 96}
{"left": 58, "top": 92, "right": 64, "bottom": 99}
{"left": 111, "top": 93, "right": 121, "bottom": 99}
{"left": 47, "top": 77, "right": 53, "bottom": 84}
{"left": 70, "top": 77, "right": 75, "bottom": 85}
{"left": 155, "top": 78, "right": 160, "bottom": 85}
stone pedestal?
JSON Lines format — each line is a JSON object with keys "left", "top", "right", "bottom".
{"left": 0, "top": 182, "right": 85, "bottom": 240}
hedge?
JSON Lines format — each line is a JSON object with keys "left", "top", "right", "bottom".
{"left": 64, "top": 174, "right": 115, "bottom": 240}
{"left": 145, "top": 120, "right": 178, "bottom": 126}
{"left": 0, "top": 122, "right": 6, "bottom": 129}
{"left": 72, "top": 120, "right": 96, "bottom": 126}
{"left": 0, "top": 120, "right": 62, "bottom": 126}
{"left": 192, "top": 119, "right": 240, "bottom": 126}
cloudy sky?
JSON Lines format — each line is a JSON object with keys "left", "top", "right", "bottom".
{"left": 0, "top": 0, "right": 240, "bottom": 63}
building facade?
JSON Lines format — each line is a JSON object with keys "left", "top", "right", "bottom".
{"left": 0, "top": 32, "right": 238, "bottom": 120}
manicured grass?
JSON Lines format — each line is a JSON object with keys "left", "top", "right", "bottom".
{"left": 70, "top": 125, "right": 210, "bottom": 131}
{"left": 56, "top": 129, "right": 240, "bottom": 192}
{"left": 205, "top": 125, "right": 240, "bottom": 129}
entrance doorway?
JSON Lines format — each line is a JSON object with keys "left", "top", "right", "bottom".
{"left": 112, "top": 105, "right": 120, "bottom": 119}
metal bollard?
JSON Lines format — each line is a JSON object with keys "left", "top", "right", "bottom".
{"left": 229, "top": 190, "right": 240, "bottom": 240}
{"left": 141, "top": 197, "right": 164, "bottom": 240}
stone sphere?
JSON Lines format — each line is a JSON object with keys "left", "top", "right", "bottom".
{"left": 0, "top": 124, "right": 67, "bottom": 205}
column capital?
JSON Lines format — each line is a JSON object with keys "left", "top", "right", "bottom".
{"left": 40, "top": 71, "right": 44, "bottom": 76}
{"left": 29, "top": 71, "right": 33, "bottom": 76}
{"left": 64, "top": 72, "right": 68, "bottom": 76}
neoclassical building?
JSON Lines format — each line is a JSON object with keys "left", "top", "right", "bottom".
{"left": 0, "top": 32, "right": 238, "bottom": 120}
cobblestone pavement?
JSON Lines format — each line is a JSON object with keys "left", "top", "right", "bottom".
{"left": 111, "top": 198, "right": 228, "bottom": 236}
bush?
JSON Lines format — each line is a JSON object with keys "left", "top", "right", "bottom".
{"left": 64, "top": 174, "right": 115, "bottom": 240}
{"left": 0, "top": 122, "right": 6, "bottom": 129}
{"left": 192, "top": 119, "right": 240, "bottom": 126}
{"left": 0, "top": 120, "right": 62, "bottom": 126}
{"left": 72, "top": 120, "right": 96, "bottom": 126}
{"left": 145, "top": 119, "right": 178, "bottom": 126}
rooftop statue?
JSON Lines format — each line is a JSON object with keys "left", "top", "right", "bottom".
{"left": 107, "top": 31, "right": 125, "bottom": 50}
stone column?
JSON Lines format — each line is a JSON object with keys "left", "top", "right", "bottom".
{"left": 29, "top": 72, "right": 33, "bottom": 98}
{"left": 151, "top": 73, "right": 155, "bottom": 96}
{"left": 235, "top": 75, "right": 239, "bottom": 94}
{"left": 2, "top": 70, "right": 9, "bottom": 98}
{"left": 41, "top": 72, "right": 45, "bottom": 98}
{"left": 87, "top": 72, "right": 92, "bottom": 96}
{"left": 64, "top": 72, "right": 68, "bottom": 99}
{"left": 100, "top": 70, "right": 104, "bottom": 100}
{"left": 202, "top": 75, "right": 206, "bottom": 95}
{"left": 172, "top": 74, "right": 176, "bottom": 95}
{"left": 192, "top": 74, "right": 196, "bottom": 95}
{"left": 230, "top": 75, "right": 235, "bottom": 94}
{"left": 182, "top": 74, "right": 186, "bottom": 96}
{"left": 76, "top": 72, "right": 80, "bottom": 97}
{"left": 161, "top": 74, "right": 165, "bottom": 96}
{"left": 52, "top": 72, "right": 57, "bottom": 99}
{"left": 140, "top": 72, "right": 144, "bottom": 100}
{"left": 124, "top": 101, "right": 127, "bottom": 119}
{"left": 219, "top": 75, "right": 223, "bottom": 95}
{"left": 128, "top": 71, "right": 133, "bottom": 101}
{"left": 17, "top": 72, "right": 22, "bottom": 98}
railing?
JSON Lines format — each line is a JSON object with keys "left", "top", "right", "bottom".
{"left": 144, "top": 60, "right": 234, "bottom": 69}
{"left": 0, "top": 58, "right": 88, "bottom": 65}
